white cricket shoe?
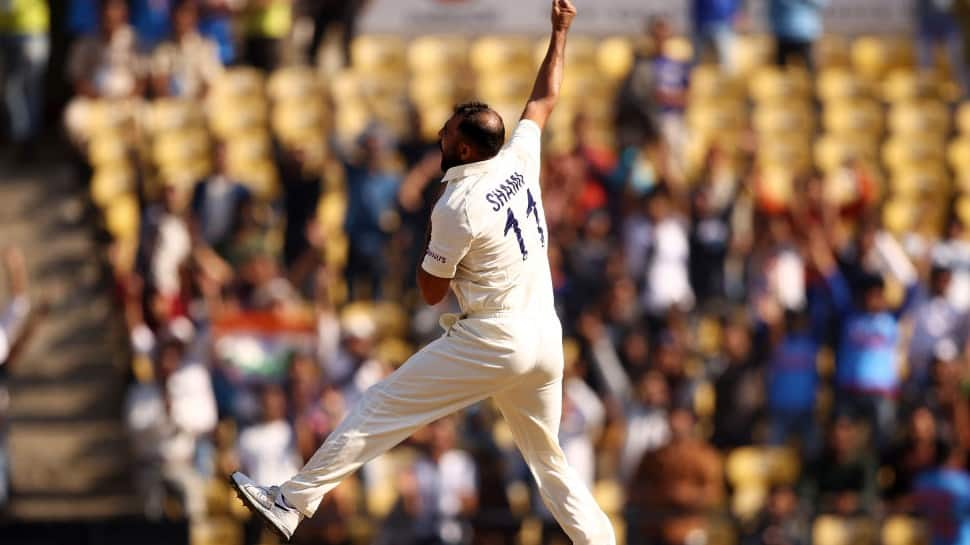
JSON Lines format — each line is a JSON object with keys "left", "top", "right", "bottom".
{"left": 230, "top": 472, "right": 302, "bottom": 541}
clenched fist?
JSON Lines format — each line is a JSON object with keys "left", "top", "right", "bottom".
{"left": 552, "top": 0, "right": 577, "bottom": 32}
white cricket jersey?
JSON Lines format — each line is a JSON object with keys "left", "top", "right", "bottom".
{"left": 422, "top": 120, "right": 554, "bottom": 316}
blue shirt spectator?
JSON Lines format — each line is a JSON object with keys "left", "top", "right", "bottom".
{"left": 914, "top": 462, "right": 970, "bottom": 545}
{"left": 692, "top": 0, "right": 741, "bottom": 29}
{"left": 130, "top": 0, "right": 174, "bottom": 51}
{"left": 199, "top": 3, "right": 236, "bottom": 64}
{"left": 67, "top": 0, "right": 100, "bottom": 35}
{"left": 769, "top": 0, "right": 827, "bottom": 42}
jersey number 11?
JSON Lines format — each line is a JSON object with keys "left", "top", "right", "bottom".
{"left": 504, "top": 188, "right": 545, "bottom": 261}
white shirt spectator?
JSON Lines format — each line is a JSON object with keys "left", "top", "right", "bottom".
{"left": 238, "top": 420, "right": 302, "bottom": 486}
{"left": 620, "top": 406, "right": 671, "bottom": 482}
{"left": 644, "top": 217, "right": 694, "bottom": 314}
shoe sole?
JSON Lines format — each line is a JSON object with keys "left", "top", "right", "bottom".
{"left": 229, "top": 474, "right": 293, "bottom": 543}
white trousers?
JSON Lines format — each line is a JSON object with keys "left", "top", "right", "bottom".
{"left": 280, "top": 311, "right": 616, "bottom": 545}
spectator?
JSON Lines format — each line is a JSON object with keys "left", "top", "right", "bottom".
{"left": 800, "top": 413, "right": 878, "bottom": 516}
{"left": 645, "top": 17, "right": 690, "bottom": 176}
{"left": 808, "top": 229, "right": 918, "bottom": 448}
{"left": 742, "top": 485, "right": 809, "bottom": 545}
{"left": 691, "top": 0, "right": 743, "bottom": 73}
{"left": 125, "top": 321, "right": 218, "bottom": 520}
{"left": 137, "top": 181, "right": 193, "bottom": 315}
{"left": 305, "top": 0, "right": 365, "bottom": 66}
{"left": 618, "top": 370, "right": 672, "bottom": 482}
{"left": 688, "top": 165, "right": 736, "bottom": 306}
{"left": 130, "top": 0, "right": 175, "bottom": 52}
{"left": 237, "top": 384, "right": 302, "bottom": 486}
{"left": 0, "top": 248, "right": 34, "bottom": 508}
{"left": 913, "top": 442, "right": 970, "bottom": 545}
{"left": 190, "top": 145, "right": 253, "bottom": 255}
{"left": 769, "top": 0, "right": 828, "bottom": 69}
{"left": 149, "top": 0, "right": 224, "bottom": 99}
{"left": 710, "top": 316, "right": 764, "bottom": 450}
{"left": 198, "top": 0, "right": 237, "bottom": 65}
{"left": 67, "top": 0, "right": 99, "bottom": 37}
{"left": 383, "top": 417, "right": 478, "bottom": 545}
{"left": 627, "top": 408, "right": 724, "bottom": 545}
{"left": 905, "top": 264, "right": 969, "bottom": 404}
{"left": 343, "top": 126, "right": 402, "bottom": 301}
{"left": 638, "top": 187, "right": 695, "bottom": 317}
{"left": 0, "top": 0, "right": 50, "bottom": 159}
{"left": 763, "top": 306, "right": 823, "bottom": 455}
{"left": 241, "top": 0, "right": 293, "bottom": 72}
{"left": 916, "top": 0, "right": 967, "bottom": 95}
{"left": 66, "top": 0, "right": 145, "bottom": 99}
{"left": 882, "top": 406, "right": 948, "bottom": 508}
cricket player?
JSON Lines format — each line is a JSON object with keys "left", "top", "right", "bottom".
{"left": 232, "top": 2, "right": 616, "bottom": 543}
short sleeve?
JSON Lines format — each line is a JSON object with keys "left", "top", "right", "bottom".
{"left": 505, "top": 119, "right": 542, "bottom": 165}
{"left": 421, "top": 201, "right": 473, "bottom": 279}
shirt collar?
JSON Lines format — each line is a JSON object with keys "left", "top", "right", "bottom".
{"left": 441, "top": 154, "right": 500, "bottom": 183}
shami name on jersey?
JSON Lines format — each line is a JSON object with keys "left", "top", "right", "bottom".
{"left": 485, "top": 172, "right": 526, "bottom": 212}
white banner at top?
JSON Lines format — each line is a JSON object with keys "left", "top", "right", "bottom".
{"left": 358, "top": 0, "right": 915, "bottom": 36}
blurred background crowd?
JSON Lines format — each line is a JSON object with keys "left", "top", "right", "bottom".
{"left": 1, "top": 1, "right": 970, "bottom": 545}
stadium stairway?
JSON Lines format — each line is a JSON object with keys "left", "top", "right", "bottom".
{"left": 0, "top": 161, "right": 138, "bottom": 520}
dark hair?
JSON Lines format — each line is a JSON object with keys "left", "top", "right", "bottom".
{"left": 454, "top": 102, "right": 505, "bottom": 158}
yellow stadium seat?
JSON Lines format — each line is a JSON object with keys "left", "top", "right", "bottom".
{"left": 333, "top": 101, "right": 371, "bottom": 142}
{"left": 409, "top": 75, "right": 459, "bottom": 108}
{"left": 882, "top": 198, "right": 919, "bottom": 235}
{"left": 882, "top": 135, "right": 946, "bottom": 173}
{"left": 375, "top": 337, "right": 414, "bottom": 368}
{"left": 758, "top": 137, "right": 811, "bottom": 171}
{"left": 535, "top": 35, "right": 597, "bottom": 69}
{"left": 890, "top": 166, "right": 949, "bottom": 196}
{"left": 813, "top": 517, "right": 878, "bottom": 545}
{"left": 272, "top": 99, "right": 327, "bottom": 143}
{"left": 664, "top": 36, "right": 694, "bottom": 63}
{"left": 104, "top": 193, "right": 140, "bottom": 241}
{"left": 753, "top": 102, "right": 814, "bottom": 135}
{"left": 956, "top": 102, "right": 970, "bottom": 134}
{"left": 407, "top": 35, "right": 469, "bottom": 74}
{"left": 190, "top": 516, "right": 243, "bottom": 545}
{"left": 822, "top": 98, "right": 883, "bottom": 136}
{"left": 883, "top": 516, "right": 929, "bottom": 545}
{"left": 210, "top": 67, "right": 265, "bottom": 101}
{"left": 267, "top": 66, "right": 321, "bottom": 102}
{"left": 815, "top": 133, "right": 878, "bottom": 172}
{"left": 734, "top": 34, "right": 775, "bottom": 76}
{"left": 732, "top": 484, "right": 768, "bottom": 521}
{"left": 143, "top": 98, "right": 202, "bottom": 134}
{"left": 817, "top": 34, "right": 851, "bottom": 68}
{"left": 225, "top": 130, "right": 272, "bottom": 166}
{"left": 817, "top": 67, "right": 869, "bottom": 102}
{"left": 351, "top": 34, "right": 407, "bottom": 74}
{"left": 693, "top": 381, "right": 716, "bottom": 418}
{"left": 749, "top": 66, "right": 812, "bottom": 103}
{"left": 64, "top": 98, "right": 139, "bottom": 142}
{"left": 597, "top": 36, "right": 635, "bottom": 80}
{"left": 882, "top": 68, "right": 944, "bottom": 103}
{"left": 330, "top": 69, "right": 363, "bottom": 105}
{"left": 90, "top": 165, "right": 135, "bottom": 209}
{"left": 226, "top": 159, "right": 279, "bottom": 200}
{"left": 372, "top": 301, "right": 409, "bottom": 339}
{"left": 687, "top": 100, "right": 746, "bottom": 135}
{"left": 207, "top": 96, "right": 269, "bottom": 138}
{"left": 470, "top": 36, "right": 533, "bottom": 73}
{"left": 477, "top": 73, "right": 533, "bottom": 104}
{"left": 152, "top": 127, "right": 209, "bottom": 167}
{"left": 317, "top": 190, "right": 348, "bottom": 234}
{"left": 852, "top": 36, "right": 892, "bottom": 81}
{"left": 418, "top": 103, "right": 454, "bottom": 142}
{"left": 593, "top": 480, "right": 624, "bottom": 516}
{"left": 957, "top": 195, "right": 970, "bottom": 227}
{"left": 949, "top": 137, "right": 970, "bottom": 173}
{"left": 726, "top": 446, "right": 801, "bottom": 487}
{"left": 690, "top": 64, "right": 742, "bottom": 103}
{"left": 87, "top": 132, "right": 130, "bottom": 167}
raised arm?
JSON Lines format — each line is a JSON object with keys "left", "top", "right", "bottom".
{"left": 521, "top": 0, "right": 577, "bottom": 130}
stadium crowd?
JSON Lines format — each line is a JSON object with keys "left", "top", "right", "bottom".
{"left": 2, "top": 1, "right": 970, "bottom": 545}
